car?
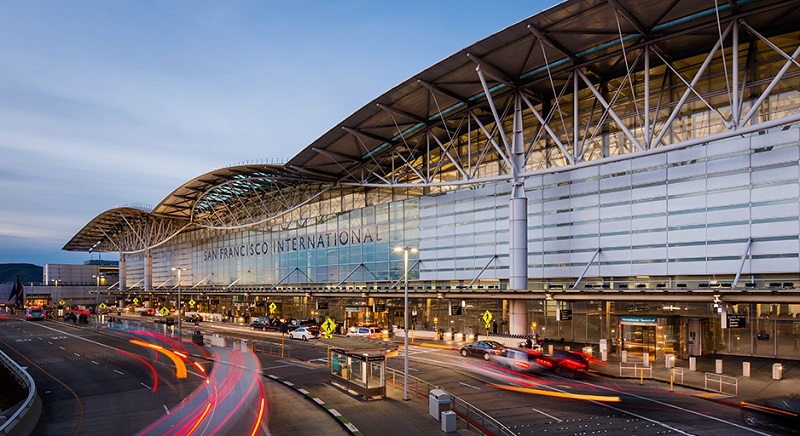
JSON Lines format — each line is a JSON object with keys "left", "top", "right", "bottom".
{"left": 741, "top": 398, "right": 800, "bottom": 434}
{"left": 459, "top": 340, "right": 507, "bottom": 360}
{"left": 185, "top": 314, "right": 203, "bottom": 323}
{"left": 488, "top": 348, "right": 540, "bottom": 371}
{"left": 140, "top": 308, "right": 155, "bottom": 316}
{"left": 289, "top": 326, "right": 320, "bottom": 341}
{"left": 249, "top": 317, "right": 274, "bottom": 331}
{"left": 533, "top": 349, "right": 590, "bottom": 377}
{"left": 346, "top": 326, "right": 383, "bottom": 339}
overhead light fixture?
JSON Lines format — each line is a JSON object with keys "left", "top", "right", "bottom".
{"left": 545, "top": 293, "right": 553, "bottom": 301}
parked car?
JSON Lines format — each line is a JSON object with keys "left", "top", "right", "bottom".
{"left": 346, "top": 326, "right": 383, "bottom": 339}
{"left": 250, "top": 317, "right": 277, "bottom": 331}
{"left": 289, "top": 326, "right": 320, "bottom": 341}
{"left": 741, "top": 398, "right": 800, "bottom": 434}
{"left": 459, "top": 340, "right": 507, "bottom": 360}
{"left": 185, "top": 314, "right": 203, "bottom": 323}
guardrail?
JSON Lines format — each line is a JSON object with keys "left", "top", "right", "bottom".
{"left": 671, "top": 367, "right": 684, "bottom": 384}
{"left": 386, "top": 367, "right": 515, "bottom": 436}
{"left": 620, "top": 362, "right": 652, "bottom": 378}
{"left": 704, "top": 372, "right": 738, "bottom": 395}
{"left": 0, "top": 349, "right": 42, "bottom": 436}
{"left": 251, "top": 339, "right": 292, "bottom": 358}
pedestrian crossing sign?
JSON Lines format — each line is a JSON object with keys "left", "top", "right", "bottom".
{"left": 321, "top": 318, "right": 336, "bottom": 338}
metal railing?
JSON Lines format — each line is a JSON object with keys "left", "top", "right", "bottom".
{"left": 671, "top": 367, "right": 685, "bottom": 384}
{"left": 704, "top": 372, "right": 738, "bottom": 395}
{"left": 620, "top": 362, "right": 652, "bottom": 378}
{"left": 251, "top": 339, "right": 292, "bottom": 358}
{"left": 386, "top": 367, "right": 516, "bottom": 436}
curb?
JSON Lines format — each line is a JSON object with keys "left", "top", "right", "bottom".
{"left": 265, "top": 374, "right": 363, "bottom": 436}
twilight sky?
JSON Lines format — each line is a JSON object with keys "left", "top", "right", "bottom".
{"left": 0, "top": 0, "right": 552, "bottom": 266}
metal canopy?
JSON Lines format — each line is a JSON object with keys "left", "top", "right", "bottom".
{"left": 65, "top": 0, "right": 800, "bottom": 254}
{"left": 287, "top": 0, "right": 800, "bottom": 185}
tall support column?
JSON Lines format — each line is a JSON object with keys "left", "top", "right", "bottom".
{"left": 119, "top": 252, "right": 127, "bottom": 291}
{"left": 508, "top": 92, "right": 529, "bottom": 336}
{"left": 144, "top": 249, "right": 152, "bottom": 291}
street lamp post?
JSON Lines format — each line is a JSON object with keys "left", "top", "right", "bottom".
{"left": 93, "top": 273, "right": 104, "bottom": 329}
{"left": 394, "top": 246, "right": 418, "bottom": 401}
{"left": 172, "top": 267, "right": 187, "bottom": 341}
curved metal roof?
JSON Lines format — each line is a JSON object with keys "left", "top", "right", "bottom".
{"left": 287, "top": 0, "right": 800, "bottom": 183}
{"left": 66, "top": 0, "right": 800, "bottom": 253}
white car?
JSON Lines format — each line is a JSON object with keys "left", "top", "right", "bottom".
{"left": 346, "top": 326, "right": 383, "bottom": 339}
{"left": 289, "top": 326, "right": 320, "bottom": 341}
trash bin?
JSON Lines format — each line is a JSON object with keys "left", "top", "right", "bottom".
{"left": 429, "top": 389, "right": 451, "bottom": 421}
{"left": 192, "top": 330, "right": 204, "bottom": 346}
{"left": 441, "top": 410, "right": 456, "bottom": 432}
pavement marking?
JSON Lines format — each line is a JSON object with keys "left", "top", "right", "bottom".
{"left": 459, "top": 381, "right": 482, "bottom": 390}
{"left": 74, "top": 353, "right": 81, "bottom": 357}
{"left": 313, "top": 398, "right": 325, "bottom": 405}
{"left": 298, "top": 389, "right": 310, "bottom": 394}
{"left": 59, "top": 346, "right": 66, "bottom": 350}
{"left": 91, "top": 361, "right": 99, "bottom": 365}
{"left": 48, "top": 341, "right": 53, "bottom": 345}
{"left": 113, "top": 369, "right": 125, "bottom": 375}
{"left": 330, "top": 409, "right": 341, "bottom": 417}
{"left": 263, "top": 364, "right": 293, "bottom": 369}
{"left": 140, "top": 383, "right": 151, "bottom": 390}
{"left": 531, "top": 407, "right": 562, "bottom": 422}
{"left": 163, "top": 404, "right": 170, "bottom": 414}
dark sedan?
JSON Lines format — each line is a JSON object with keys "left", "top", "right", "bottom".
{"left": 459, "top": 340, "right": 507, "bottom": 360}
{"left": 741, "top": 398, "right": 800, "bottom": 434}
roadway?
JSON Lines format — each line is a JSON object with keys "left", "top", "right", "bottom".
{"left": 187, "top": 320, "right": 785, "bottom": 435}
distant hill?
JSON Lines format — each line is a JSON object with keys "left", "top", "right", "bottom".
{"left": 0, "top": 264, "right": 43, "bottom": 284}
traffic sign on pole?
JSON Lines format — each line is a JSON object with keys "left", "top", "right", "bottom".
{"left": 321, "top": 317, "right": 336, "bottom": 338}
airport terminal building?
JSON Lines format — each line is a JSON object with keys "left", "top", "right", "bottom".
{"left": 66, "top": 0, "right": 800, "bottom": 361}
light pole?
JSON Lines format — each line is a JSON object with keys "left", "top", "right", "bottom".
{"left": 93, "top": 273, "right": 104, "bottom": 329}
{"left": 394, "top": 246, "right": 417, "bottom": 401}
{"left": 172, "top": 267, "right": 187, "bottom": 341}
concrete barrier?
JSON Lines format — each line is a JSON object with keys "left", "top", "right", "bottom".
{"left": 0, "top": 349, "right": 42, "bottom": 436}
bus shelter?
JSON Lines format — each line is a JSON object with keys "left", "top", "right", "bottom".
{"left": 330, "top": 346, "right": 395, "bottom": 400}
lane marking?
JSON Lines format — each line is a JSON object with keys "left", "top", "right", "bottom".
{"left": 531, "top": 407, "right": 562, "bottom": 422}
{"left": 459, "top": 381, "right": 481, "bottom": 390}
{"left": 91, "top": 361, "right": 99, "bottom": 365}
{"left": 140, "top": 382, "right": 152, "bottom": 390}
{"left": 48, "top": 341, "right": 53, "bottom": 345}
{"left": 74, "top": 353, "right": 81, "bottom": 357}
{"left": 59, "top": 346, "right": 66, "bottom": 350}
{"left": 163, "top": 404, "right": 170, "bottom": 414}
{"left": 114, "top": 369, "right": 125, "bottom": 375}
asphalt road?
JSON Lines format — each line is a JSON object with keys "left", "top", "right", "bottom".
{"left": 0, "top": 316, "right": 203, "bottom": 435}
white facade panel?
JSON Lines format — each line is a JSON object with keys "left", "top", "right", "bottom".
{"left": 631, "top": 214, "right": 666, "bottom": 231}
{"left": 706, "top": 136, "right": 751, "bottom": 157}
{"left": 706, "top": 154, "right": 750, "bottom": 175}
{"left": 668, "top": 194, "right": 706, "bottom": 212}
{"left": 751, "top": 239, "right": 800, "bottom": 255}
{"left": 570, "top": 206, "right": 599, "bottom": 222}
{"left": 751, "top": 220, "right": 800, "bottom": 237}
{"left": 751, "top": 257, "right": 799, "bottom": 274}
{"left": 667, "top": 245, "right": 706, "bottom": 259}
{"left": 706, "top": 207, "right": 749, "bottom": 225}
{"left": 707, "top": 190, "right": 750, "bottom": 208}
{"left": 599, "top": 203, "right": 632, "bottom": 219}
{"left": 752, "top": 183, "right": 799, "bottom": 203}
{"left": 707, "top": 172, "right": 749, "bottom": 191}
{"left": 631, "top": 185, "right": 666, "bottom": 201}
{"left": 632, "top": 200, "right": 666, "bottom": 216}
{"left": 751, "top": 145, "right": 800, "bottom": 167}
{"left": 668, "top": 228, "right": 707, "bottom": 244}
{"left": 751, "top": 166, "right": 799, "bottom": 184}
{"left": 569, "top": 193, "right": 599, "bottom": 209}
{"left": 751, "top": 202, "right": 799, "bottom": 220}
{"left": 707, "top": 224, "right": 749, "bottom": 241}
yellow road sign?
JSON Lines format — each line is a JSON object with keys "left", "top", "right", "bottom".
{"left": 269, "top": 302, "right": 277, "bottom": 313}
{"left": 189, "top": 299, "right": 196, "bottom": 307}
{"left": 159, "top": 307, "right": 169, "bottom": 316}
{"left": 482, "top": 310, "right": 493, "bottom": 325}
{"left": 321, "top": 318, "right": 336, "bottom": 338}
{"left": 99, "top": 303, "right": 107, "bottom": 310}
{"left": 133, "top": 297, "right": 139, "bottom": 304}
{"left": 58, "top": 299, "right": 65, "bottom": 306}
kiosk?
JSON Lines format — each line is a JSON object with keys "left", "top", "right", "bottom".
{"left": 330, "top": 346, "right": 394, "bottom": 400}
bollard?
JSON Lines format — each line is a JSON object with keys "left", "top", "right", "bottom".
{"left": 665, "top": 354, "right": 674, "bottom": 369}
{"left": 772, "top": 363, "right": 783, "bottom": 380}
{"left": 621, "top": 350, "right": 628, "bottom": 363}
{"left": 743, "top": 361, "right": 750, "bottom": 377}
{"left": 642, "top": 352, "right": 649, "bottom": 366}
{"left": 689, "top": 356, "right": 696, "bottom": 371}
{"left": 715, "top": 359, "right": 723, "bottom": 374}
{"left": 565, "top": 346, "right": 570, "bottom": 351}
{"left": 601, "top": 350, "right": 608, "bottom": 362}
{"left": 548, "top": 345, "right": 554, "bottom": 355}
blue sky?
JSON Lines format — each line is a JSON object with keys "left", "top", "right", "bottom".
{"left": 0, "top": 0, "right": 553, "bottom": 266}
